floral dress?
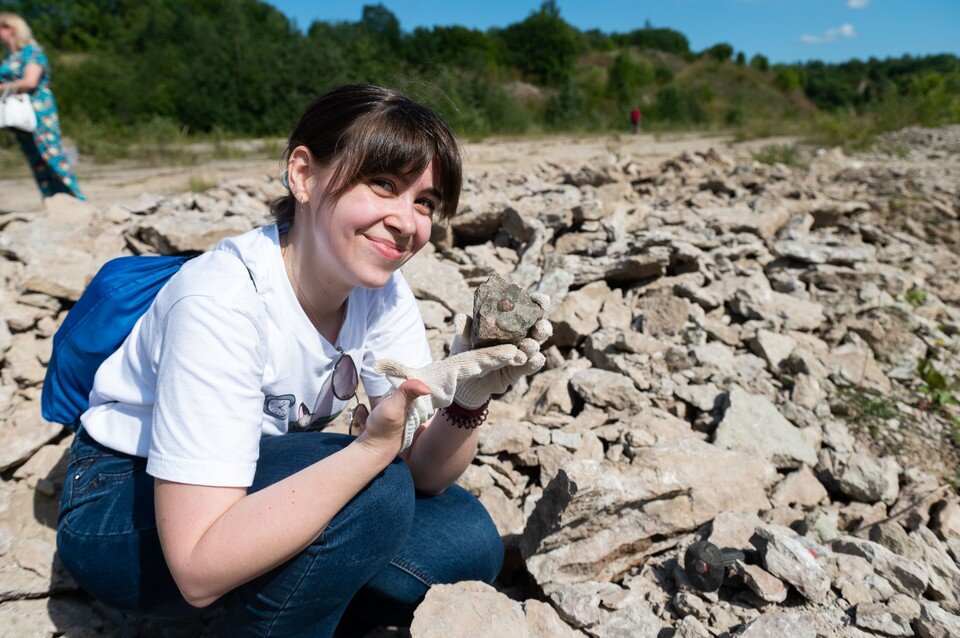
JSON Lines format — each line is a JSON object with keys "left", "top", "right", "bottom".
{"left": 1, "top": 43, "right": 84, "bottom": 199}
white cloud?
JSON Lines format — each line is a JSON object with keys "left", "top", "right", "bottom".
{"left": 847, "top": 0, "right": 870, "bottom": 8}
{"left": 799, "top": 23, "right": 856, "bottom": 44}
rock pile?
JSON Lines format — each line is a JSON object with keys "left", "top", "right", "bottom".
{"left": 1, "top": 128, "right": 959, "bottom": 636}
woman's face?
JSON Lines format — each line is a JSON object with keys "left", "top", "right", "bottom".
{"left": 0, "top": 24, "right": 14, "bottom": 51}
{"left": 300, "top": 158, "right": 439, "bottom": 291}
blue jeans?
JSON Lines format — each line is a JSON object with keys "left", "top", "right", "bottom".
{"left": 56, "top": 427, "right": 504, "bottom": 636}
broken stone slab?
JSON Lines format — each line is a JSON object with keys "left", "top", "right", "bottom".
{"left": 472, "top": 275, "right": 544, "bottom": 347}
{"left": 450, "top": 206, "right": 508, "bottom": 244}
{"left": 547, "top": 581, "right": 662, "bottom": 637}
{"left": 803, "top": 198, "right": 871, "bottom": 228}
{"left": 672, "top": 591, "right": 710, "bottom": 623}
{"left": 634, "top": 293, "right": 693, "bottom": 338}
{"left": 130, "top": 210, "right": 252, "bottom": 255}
{"left": 674, "top": 382, "right": 722, "bottom": 413}
{"left": 698, "top": 200, "right": 791, "bottom": 240}
{"left": 547, "top": 581, "right": 617, "bottom": 630}
{"left": 478, "top": 419, "right": 535, "bottom": 455}
{"left": 563, "top": 163, "right": 618, "bottom": 188}
{"left": 525, "top": 367, "right": 578, "bottom": 415}
{"left": 888, "top": 593, "right": 923, "bottom": 624}
{"left": 747, "top": 329, "right": 797, "bottom": 372}
{"left": 823, "top": 343, "right": 892, "bottom": 394}
{"left": 736, "top": 562, "right": 788, "bottom": 603}
{"left": 770, "top": 466, "right": 829, "bottom": 508}
{"left": 521, "top": 440, "right": 771, "bottom": 593}
{"left": 402, "top": 250, "right": 474, "bottom": 315}
{"left": 839, "top": 453, "right": 901, "bottom": 505}
{"left": 0, "top": 482, "right": 76, "bottom": 602}
{"left": 837, "top": 576, "right": 875, "bottom": 606}
{"left": 410, "top": 581, "right": 528, "bottom": 638}
{"left": 791, "top": 373, "right": 826, "bottom": 410}
{"left": 0, "top": 404, "right": 62, "bottom": 472}
{"left": 854, "top": 602, "right": 913, "bottom": 637}
{"left": 830, "top": 536, "right": 930, "bottom": 597}
{"left": 756, "top": 525, "right": 831, "bottom": 603}
{"left": 569, "top": 369, "right": 646, "bottom": 412}
{"left": 0, "top": 597, "right": 106, "bottom": 637}
{"left": 541, "top": 249, "right": 670, "bottom": 287}
{"left": 478, "top": 486, "right": 526, "bottom": 538}
{"left": 916, "top": 601, "right": 960, "bottom": 638}
{"left": 523, "top": 599, "right": 585, "bottom": 638}
{"left": 548, "top": 281, "right": 609, "bottom": 347}
{"left": 772, "top": 239, "right": 875, "bottom": 266}
{"left": 729, "top": 283, "right": 826, "bottom": 332}
{"left": 675, "top": 616, "right": 712, "bottom": 638}
{"left": 12, "top": 438, "right": 70, "bottom": 496}
{"left": 908, "top": 526, "right": 960, "bottom": 608}
{"left": 713, "top": 386, "right": 818, "bottom": 469}
{"left": 733, "top": 611, "right": 817, "bottom": 637}
{"left": 707, "top": 512, "right": 765, "bottom": 550}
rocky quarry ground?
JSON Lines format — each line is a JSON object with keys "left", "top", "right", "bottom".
{"left": 1, "top": 126, "right": 960, "bottom": 637}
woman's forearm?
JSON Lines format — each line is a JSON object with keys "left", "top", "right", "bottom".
{"left": 405, "top": 408, "right": 481, "bottom": 495}
{"left": 157, "top": 434, "right": 396, "bottom": 608}
{"left": 1, "top": 80, "right": 30, "bottom": 93}
{"left": 2, "top": 64, "right": 41, "bottom": 93}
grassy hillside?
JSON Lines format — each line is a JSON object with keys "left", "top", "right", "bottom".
{"left": 1, "top": 0, "right": 957, "bottom": 161}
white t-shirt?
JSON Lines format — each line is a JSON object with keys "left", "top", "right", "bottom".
{"left": 81, "top": 225, "right": 432, "bottom": 487}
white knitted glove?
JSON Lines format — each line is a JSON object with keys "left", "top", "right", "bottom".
{"left": 374, "top": 293, "right": 552, "bottom": 451}
{"left": 374, "top": 344, "right": 527, "bottom": 451}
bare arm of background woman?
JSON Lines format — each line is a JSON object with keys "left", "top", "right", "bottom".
{"left": 154, "top": 380, "right": 429, "bottom": 609}
{"left": 0, "top": 62, "right": 40, "bottom": 93}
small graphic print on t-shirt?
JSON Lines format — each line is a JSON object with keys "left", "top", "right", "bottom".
{"left": 263, "top": 394, "right": 295, "bottom": 420}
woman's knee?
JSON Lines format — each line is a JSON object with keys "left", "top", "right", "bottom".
{"left": 425, "top": 485, "right": 504, "bottom": 584}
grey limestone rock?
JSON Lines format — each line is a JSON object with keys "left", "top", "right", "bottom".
{"left": 757, "top": 525, "right": 831, "bottom": 603}
{"left": 472, "top": 274, "right": 544, "bottom": 347}
{"left": 713, "top": 386, "right": 818, "bottom": 469}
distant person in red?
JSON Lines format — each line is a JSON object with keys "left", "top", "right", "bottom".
{"left": 630, "top": 107, "right": 642, "bottom": 134}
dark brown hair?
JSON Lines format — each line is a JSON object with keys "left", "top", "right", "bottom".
{"left": 272, "top": 84, "right": 462, "bottom": 224}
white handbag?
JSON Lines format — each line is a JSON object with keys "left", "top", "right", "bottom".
{"left": 0, "top": 87, "right": 37, "bottom": 133}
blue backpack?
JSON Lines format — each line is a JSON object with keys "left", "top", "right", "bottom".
{"left": 41, "top": 255, "right": 196, "bottom": 430}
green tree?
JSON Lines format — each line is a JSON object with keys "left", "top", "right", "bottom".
{"left": 499, "top": 1, "right": 579, "bottom": 86}
{"left": 702, "top": 43, "right": 733, "bottom": 62}
{"left": 612, "top": 26, "right": 689, "bottom": 55}
{"left": 607, "top": 51, "right": 653, "bottom": 105}
{"left": 750, "top": 54, "right": 770, "bottom": 72}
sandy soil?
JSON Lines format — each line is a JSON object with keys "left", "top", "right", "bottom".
{"left": 0, "top": 132, "right": 796, "bottom": 213}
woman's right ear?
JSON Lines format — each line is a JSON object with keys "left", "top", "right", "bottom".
{"left": 287, "top": 145, "right": 314, "bottom": 204}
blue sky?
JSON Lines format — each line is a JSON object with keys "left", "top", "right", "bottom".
{"left": 267, "top": 0, "right": 959, "bottom": 64}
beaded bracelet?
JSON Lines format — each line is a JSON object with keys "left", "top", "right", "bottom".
{"left": 442, "top": 399, "right": 491, "bottom": 429}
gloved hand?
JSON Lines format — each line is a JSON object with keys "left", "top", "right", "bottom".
{"left": 374, "top": 342, "right": 527, "bottom": 450}
{"left": 374, "top": 293, "right": 552, "bottom": 451}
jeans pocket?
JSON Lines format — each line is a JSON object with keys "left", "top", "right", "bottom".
{"left": 72, "top": 465, "right": 141, "bottom": 498}
{"left": 60, "top": 451, "right": 150, "bottom": 537}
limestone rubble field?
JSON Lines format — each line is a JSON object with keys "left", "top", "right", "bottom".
{"left": 1, "top": 128, "right": 959, "bottom": 636}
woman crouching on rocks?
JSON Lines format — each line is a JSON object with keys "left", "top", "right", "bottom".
{"left": 56, "top": 84, "right": 551, "bottom": 636}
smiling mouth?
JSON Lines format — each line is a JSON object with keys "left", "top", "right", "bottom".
{"left": 366, "top": 236, "right": 407, "bottom": 260}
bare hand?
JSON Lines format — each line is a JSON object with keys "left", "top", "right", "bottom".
{"left": 354, "top": 379, "right": 430, "bottom": 460}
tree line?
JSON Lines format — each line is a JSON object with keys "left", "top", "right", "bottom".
{"left": 2, "top": 0, "right": 958, "bottom": 144}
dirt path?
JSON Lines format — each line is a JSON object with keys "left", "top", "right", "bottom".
{"left": 0, "top": 132, "right": 796, "bottom": 212}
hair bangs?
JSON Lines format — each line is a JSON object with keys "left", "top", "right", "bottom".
{"left": 328, "top": 105, "right": 462, "bottom": 221}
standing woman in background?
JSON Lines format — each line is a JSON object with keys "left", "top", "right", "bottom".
{"left": 0, "top": 13, "right": 84, "bottom": 202}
